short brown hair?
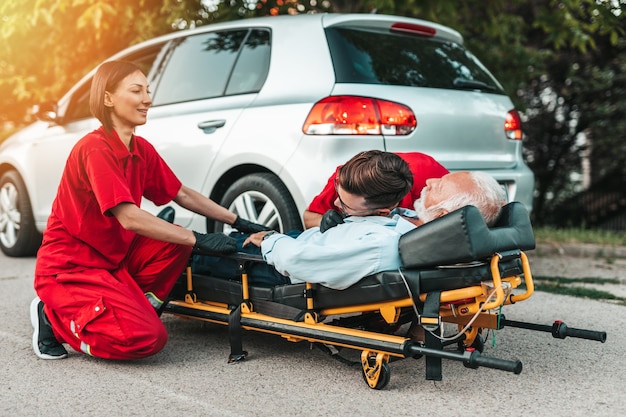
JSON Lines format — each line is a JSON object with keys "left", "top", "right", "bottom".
{"left": 337, "top": 150, "right": 413, "bottom": 208}
{"left": 89, "top": 60, "right": 143, "bottom": 132}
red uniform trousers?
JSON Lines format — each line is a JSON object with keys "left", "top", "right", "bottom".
{"left": 34, "top": 234, "right": 192, "bottom": 360}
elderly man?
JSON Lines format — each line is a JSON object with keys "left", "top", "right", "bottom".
{"left": 196, "top": 151, "right": 506, "bottom": 290}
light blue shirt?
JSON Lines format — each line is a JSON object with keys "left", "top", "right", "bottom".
{"left": 261, "top": 209, "right": 417, "bottom": 290}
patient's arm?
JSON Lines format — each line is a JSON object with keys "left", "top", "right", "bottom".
{"left": 261, "top": 228, "right": 402, "bottom": 290}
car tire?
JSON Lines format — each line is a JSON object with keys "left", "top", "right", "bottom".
{"left": 0, "top": 170, "right": 42, "bottom": 257}
{"left": 210, "top": 172, "right": 303, "bottom": 234}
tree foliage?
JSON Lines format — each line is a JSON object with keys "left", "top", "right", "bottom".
{"left": 1, "top": 0, "right": 625, "bottom": 227}
{"left": 0, "top": 0, "right": 212, "bottom": 125}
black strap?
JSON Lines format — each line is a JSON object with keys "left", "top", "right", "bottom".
{"left": 422, "top": 291, "right": 443, "bottom": 381}
{"left": 227, "top": 304, "right": 247, "bottom": 363}
{"left": 156, "top": 297, "right": 170, "bottom": 317}
{"left": 252, "top": 299, "right": 306, "bottom": 322}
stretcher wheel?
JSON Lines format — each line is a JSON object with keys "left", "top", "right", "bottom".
{"left": 457, "top": 326, "right": 485, "bottom": 353}
{"left": 361, "top": 353, "right": 391, "bottom": 390}
{"left": 471, "top": 333, "right": 485, "bottom": 352}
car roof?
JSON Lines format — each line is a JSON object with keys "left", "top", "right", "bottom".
{"left": 117, "top": 13, "right": 464, "bottom": 55}
{"left": 60, "top": 13, "right": 464, "bottom": 107}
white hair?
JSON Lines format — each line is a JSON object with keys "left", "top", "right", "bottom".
{"left": 414, "top": 171, "right": 506, "bottom": 226}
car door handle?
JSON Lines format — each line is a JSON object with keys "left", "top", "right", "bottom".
{"left": 197, "top": 119, "right": 226, "bottom": 134}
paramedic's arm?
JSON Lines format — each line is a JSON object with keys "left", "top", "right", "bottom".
{"left": 304, "top": 167, "right": 341, "bottom": 229}
{"left": 110, "top": 203, "right": 196, "bottom": 246}
{"left": 303, "top": 210, "right": 323, "bottom": 229}
{"left": 174, "top": 185, "right": 237, "bottom": 225}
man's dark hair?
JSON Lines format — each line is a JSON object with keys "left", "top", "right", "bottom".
{"left": 337, "top": 150, "right": 413, "bottom": 208}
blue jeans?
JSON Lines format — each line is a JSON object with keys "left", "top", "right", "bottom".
{"left": 190, "top": 231, "right": 301, "bottom": 287}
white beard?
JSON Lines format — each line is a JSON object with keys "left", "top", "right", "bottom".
{"left": 413, "top": 186, "right": 436, "bottom": 223}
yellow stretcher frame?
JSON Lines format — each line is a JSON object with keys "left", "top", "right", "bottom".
{"left": 163, "top": 203, "right": 606, "bottom": 389}
{"left": 165, "top": 251, "right": 539, "bottom": 389}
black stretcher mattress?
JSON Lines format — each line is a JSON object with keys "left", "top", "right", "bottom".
{"left": 170, "top": 202, "right": 534, "bottom": 312}
{"left": 170, "top": 256, "right": 524, "bottom": 311}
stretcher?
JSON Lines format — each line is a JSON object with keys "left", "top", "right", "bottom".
{"left": 163, "top": 202, "right": 607, "bottom": 389}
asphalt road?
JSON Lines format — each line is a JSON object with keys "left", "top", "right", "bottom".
{"left": 1, "top": 250, "right": 624, "bottom": 417}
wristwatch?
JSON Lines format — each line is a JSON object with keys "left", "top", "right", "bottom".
{"left": 262, "top": 230, "right": 278, "bottom": 240}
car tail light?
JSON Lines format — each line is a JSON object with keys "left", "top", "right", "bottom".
{"left": 302, "top": 96, "right": 416, "bottom": 136}
{"left": 390, "top": 22, "right": 436, "bottom": 37}
{"left": 504, "top": 109, "right": 523, "bottom": 140}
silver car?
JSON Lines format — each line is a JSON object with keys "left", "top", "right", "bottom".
{"left": 0, "top": 13, "right": 534, "bottom": 256}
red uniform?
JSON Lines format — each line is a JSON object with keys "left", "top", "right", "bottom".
{"left": 34, "top": 127, "right": 192, "bottom": 360}
{"left": 307, "top": 152, "right": 449, "bottom": 214}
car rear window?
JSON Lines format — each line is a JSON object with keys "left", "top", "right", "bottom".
{"left": 325, "top": 27, "right": 504, "bottom": 94}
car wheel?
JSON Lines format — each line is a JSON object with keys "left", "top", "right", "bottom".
{"left": 210, "top": 173, "right": 303, "bottom": 234}
{"left": 0, "top": 170, "right": 42, "bottom": 257}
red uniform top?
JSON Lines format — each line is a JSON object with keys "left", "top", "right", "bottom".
{"left": 36, "top": 127, "right": 182, "bottom": 275}
{"left": 306, "top": 152, "right": 449, "bottom": 214}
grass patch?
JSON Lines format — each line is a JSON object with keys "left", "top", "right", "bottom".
{"left": 522, "top": 275, "right": 626, "bottom": 305}
{"left": 533, "top": 276, "right": 621, "bottom": 285}
{"left": 533, "top": 227, "right": 626, "bottom": 246}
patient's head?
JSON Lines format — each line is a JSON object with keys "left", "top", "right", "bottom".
{"left": 335, "top": 151, "right": 413, "bottom": 217}
{"left": 414, "top": 171, "right": 506, "bottom": 226}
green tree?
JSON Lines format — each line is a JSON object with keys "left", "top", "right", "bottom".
{"left": 0, "top": 0, "right": 214, "bottom": 128}
{"left": 2, "top": 0, "right": 625, "bottom": 227}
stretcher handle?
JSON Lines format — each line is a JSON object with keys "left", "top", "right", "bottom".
{"left": 501, "top": 318, "right": 607, "bottom": 343}
{"left": 551, "top": 321, "right": 607, "bottom": 342}
{"left": 465, "top": 349, "right": 523, "bottom": 374}
{"left": 408, "top": 345, "right": 522, "bottom": 374}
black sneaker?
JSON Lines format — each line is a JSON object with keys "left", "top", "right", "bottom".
{"left": 30, "top": 297, "right": 68, "bottom": 360}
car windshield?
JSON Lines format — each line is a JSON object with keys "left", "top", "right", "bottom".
{"left": 325, "top": 26, "right": 504, "bottom": 94}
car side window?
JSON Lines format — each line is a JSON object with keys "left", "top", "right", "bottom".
{"left": 62, "top": 82, "right": 92, "bottom": 123}
{"left": 151, "top": 29, "right": 249, "bottom": 106}
{"left": 226, "top": 29, "right": 271, "bottom": 95}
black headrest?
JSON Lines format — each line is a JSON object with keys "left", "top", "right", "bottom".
{"left": 398, "top": 202, "right": 535, "bottom": 269}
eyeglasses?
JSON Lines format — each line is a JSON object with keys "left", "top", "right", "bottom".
{"left": 334, "top": 180, "right": 385, "bottom": 216}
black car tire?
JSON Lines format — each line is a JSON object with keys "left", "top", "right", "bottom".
{"left": 210, "top": 172, "right": 303, "bottom": 234}
{"left": 0, "top": 170, "right": 42, "bottom": 257}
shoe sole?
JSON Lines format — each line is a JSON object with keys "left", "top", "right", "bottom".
{"left": 30, "top": 297, "right": 68, "bottom": 360}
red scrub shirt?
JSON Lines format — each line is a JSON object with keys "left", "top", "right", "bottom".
{"left": 36, "top": 127, "right": 182, "bottom": 274}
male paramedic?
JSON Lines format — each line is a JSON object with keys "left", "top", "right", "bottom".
{"left": 302, "top": 152, "right": 449, "bottom": 231}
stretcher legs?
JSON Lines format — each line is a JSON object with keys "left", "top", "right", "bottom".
{"left": 361, "top": 351, "right": 391, "bottom": 389}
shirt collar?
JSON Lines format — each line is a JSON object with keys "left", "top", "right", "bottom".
{"left": 342, "top": 209, "right": 418, "bottom": 234}
{"left": 98, "top": 126, "right": 136, "bottom": 158}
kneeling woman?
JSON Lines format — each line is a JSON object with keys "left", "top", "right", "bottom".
{"left": 31, "top": 60, "right": 266, "bottom": 361}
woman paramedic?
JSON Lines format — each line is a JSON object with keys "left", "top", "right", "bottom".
{"left": 30, "top": 60, "right": 267, "bottom": 361}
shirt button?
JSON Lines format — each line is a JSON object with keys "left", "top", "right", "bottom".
{"left": 95, "top": 306, "right": 101, "bottom": 312}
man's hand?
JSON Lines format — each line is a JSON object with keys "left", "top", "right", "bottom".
{"left": 243, "top": 231, "right": 273, "bottom": 248}
{"left": 320, "top": 209, "right": 344, "bottom": 233}
{"left": 192, "top": 231, "right": 237, "bottom": 253}
{"left": 232, "top": 216, "right": 271, "bottom": 233}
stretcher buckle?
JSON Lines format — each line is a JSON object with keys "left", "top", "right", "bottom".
{"left": 418, "top": 315, "right": 441, "bottom": 332}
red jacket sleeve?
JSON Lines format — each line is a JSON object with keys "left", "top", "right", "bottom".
{"left": 306, "top": 166, "right": 341, "bottom": 214}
